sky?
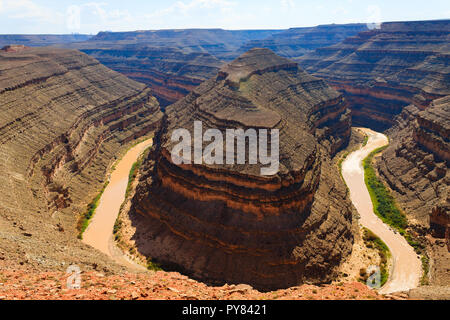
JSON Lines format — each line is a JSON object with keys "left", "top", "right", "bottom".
{"left": 0, "top": 0, "right": 449, "bottom": 34}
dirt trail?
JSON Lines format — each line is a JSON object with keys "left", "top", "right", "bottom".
{"left": 82, "top": 139, "right": 152, "bottom": 268}
{"left": 341, "top": 128, "right": 421, "bottom": 294}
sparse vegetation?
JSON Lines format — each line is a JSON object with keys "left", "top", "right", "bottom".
{"left": 338, "top": 151, "right": 349, "bottom": 175}
{"left": 363, "top": 146, "right": 408, "bottom": 231}
{"left": 112, "top": 144, "right": 162, "bottom": 272}
{"left": 362, "top": 135, "right": 369, "bottom": 147}
{"left": 420, "top": 254, "right": 430, "bottom": 285}
{"left": 77, "top": 136, "right": 154, "bottom": 240}
{"left": 77, "top": 181, "right": 109, "bottom": 239}
{"left": 146, "top": 257, "right": 163, "bottom": 271}
{"left": 363, "top": 146, "right": 426, "bottom": 253}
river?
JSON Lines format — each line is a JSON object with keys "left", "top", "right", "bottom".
{"left": 341, "top": 128, "right": 421, "bottom": 293}
{"left": 82, "top": 138, "right": 153, "bottom": 262}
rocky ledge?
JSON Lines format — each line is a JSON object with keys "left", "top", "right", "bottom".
{"left": 129, "top": 48, "right": 353, "bottom": 291}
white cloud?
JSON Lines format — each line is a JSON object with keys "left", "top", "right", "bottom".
{"left": 1, "top": 0, "right": 61, "bottom": 23}
{"left": 333, "top": 6, "right": 349, "bottom": 16}
{"left": 281, "top": 0, "right": 295, "bottom": 9}
{"left": 146, "top": 0, "right": 236, "bottom": 20}
{"left": 65, "top": 2, "right": 133, "bottom": 32}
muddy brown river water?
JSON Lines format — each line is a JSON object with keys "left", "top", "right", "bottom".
{"left": 342, "top": 128, "right": 421, "bottom": 294}
{"left": 82, "top": 139, "right": 153, "bottom": 259}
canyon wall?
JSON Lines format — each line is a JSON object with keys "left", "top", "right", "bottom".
{"left": 65, "top": 29, "right": 282, "bottom": 106}
{"left": 66, "top": 25, "right": 368, "bottom": 106}
{"left": 129, "top": 49, "right": 353, "bottom": 290}
{"left": 238, "top": 24, "right": 368, "bottom": 60}
{"left": 0, "top": 47, "right": 162, "bottom": 271}
{"left": 298, "top": 20, "right": 449, "bottom": 285}
{"left": 0, "top": 34, "right": 91, "bottom": 48}
{"left": 377, "top": 97, "right": 449, "bottom": 243}
{"left": 298, "top": 20, "right": 450, "bottom": 130}
{"left": 81, "top": 46, "right": 222, "bottom": 107}
{"left": 84, "top": 29, "right": 282, "bottom": 60}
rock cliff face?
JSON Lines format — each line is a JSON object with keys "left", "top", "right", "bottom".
{"left": 65, "top": 25, "right": 366, "bottom": 106}
{"left": 298, "top": 20, "right": 449, "bottom": 233}
{"left": 0, "top": 47, "right": 162, "bottom": 270}
{"left": 298, "top": 20, "right": 450, "bottom": 130}
{"left": 376, "top": 97, "right": 449, "bottom": 284}
{"left": 377, "top": 97, "right": 449, "bottom": 245}
{"left": 64, "top": 29, "right": 281, "bottom": 106}
{"left": 82, "top": 46, "right": 222, "bottom": 107}
{"left": 238, "top": 24, "right": 368, "bottom": 60}
{"left": 130, "top": 48, "right": 353, "bottom": 290}
{"left": 0, "top": 34, "right": 91, "bottom": 48}
{"left": 85, "top": 29, "right": 281, "bottom": 60}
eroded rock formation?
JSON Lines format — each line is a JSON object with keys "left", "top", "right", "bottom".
{"left": 0, "top": 34, "right": 92, "bottom": 48}
{"left": 63, "top": 29, "right": 282, "bottom": 106}
{"left": 84, "top": 29, "right": 281, "bottom": 60}
{"left": 238, "top": 24, "right": 368, "bottom": 60}
{"left": 377, "top": 97, "right": 449, "bottom": 245}
{"left": 130, "top": 48, "right": 353, "bottom": 290}
{"left": 0, "top": 47, "right": 162, "bottom": 271}
{"left": 298, "top": 20, "right": 450, "bottom": 130}
{"left": 297, "top": 21, "right": 450, "bottom": 277}
{"left": 82, "top": 46, "right": 222, "bottom": 107}
{"left": 64, "top": 25, "right": 367, "bottom": 106}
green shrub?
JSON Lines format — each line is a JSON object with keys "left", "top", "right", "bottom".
{"left": 363, "top": 147, "right": 408, "bottom": 231}
{"left": 77, "top": 181, "right": 109, "bottom": 239}
{"left": 362, "top": 135, "right": 369, "bottom": 147}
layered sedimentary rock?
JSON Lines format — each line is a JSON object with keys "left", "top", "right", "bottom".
{"left": 0, "top": 47, "right": 162, "bottom": 270}
{"left": 298, "top": 21, "right": 450, "bottom": 269}
{"left": 430, "top": 202, "right": 449, "bottom": 252}
{"left": 63, "top": 29, "right": 282, "bottom": 106}
{"left": 60, "top": 25, "right": 366, "bottom": 107}
{"left": 84, "top": 29, "right": 281, "bottom": 60}
{"left": 0, "top": 34, "right": 91, "bottom": 48}
{"left": 82, "top": 46, "right": 222, "bottom": 107}
{"left": 377, "top": 99, "right": 450, "bottom": 284}
{"left": 377, "top": 97, "right": 449, "bottom": 242}
{"left": 130, "top": 48, "right": 353, "bottom": 290}
{"left": 298, "top": 20, "right": 450, "bottom": 130}
{"left": 238, "top": 24, "right": 368, "bottom": 60}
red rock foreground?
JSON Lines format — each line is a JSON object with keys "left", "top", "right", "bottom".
{"left": 0, "top": 269, "right": 386, "bottom": 300}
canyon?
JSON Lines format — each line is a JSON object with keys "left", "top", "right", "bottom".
{"left": 81, "top": 46, "right": 223, "bottom": 107}
{"left": 298, "top": 20, "right": 449, "bottom": 287}
{"left": 0, "top": 46, "right": 162, "bottom": 273}
{"left": 56, "top": 25, "right": 367, "bottom": 106}
{"left": 298, "top": 20, "right": 450, "bottom": 130}
{"left": 237, "top": 24, "right": 368, "bottom": 60}
{"left": 128, "top": 48, "right": 354, "bottom": 290}
{"left": 0, "top": 19, "right": 448, "bottom": 299}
